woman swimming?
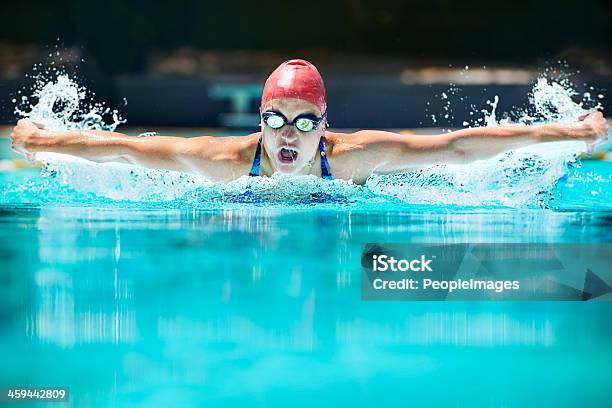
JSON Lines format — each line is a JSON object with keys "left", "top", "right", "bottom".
{"left": 10, "top": 59, "right": 608, "bottom": 184}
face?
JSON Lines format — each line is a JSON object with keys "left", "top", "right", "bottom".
{"left": 261, "top": 98, "right": 325, "bottom": 175}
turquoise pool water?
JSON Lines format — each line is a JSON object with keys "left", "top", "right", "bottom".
{"left": 1, "top": 156, "right": 611, "bottom": 407}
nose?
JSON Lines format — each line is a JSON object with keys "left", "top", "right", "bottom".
{"left": 279, "top": 127, "right": 299, "bottom": 144}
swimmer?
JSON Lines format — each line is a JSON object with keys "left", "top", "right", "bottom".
{"left": 10, "top": 59, "right": 609, "bottom": 184}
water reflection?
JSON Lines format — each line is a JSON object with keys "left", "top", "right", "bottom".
{"left": 1, "top": 206, "right": 611, "bottom": 405}
{"left": 14, "top": 207, "right": 612, "bottom": 348}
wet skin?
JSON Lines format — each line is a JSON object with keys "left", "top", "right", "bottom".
{"left": 9, "top": 101, "right": 609, "bottom": 184}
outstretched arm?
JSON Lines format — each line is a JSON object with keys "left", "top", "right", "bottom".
{"left": 329, "top": 112, "right": 608, "bottom": 183}
{"left": 10, "top": 119, "right": 257, "bottom": 182}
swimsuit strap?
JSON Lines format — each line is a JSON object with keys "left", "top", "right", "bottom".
{"left": 248, "top": 134, "right": 263, "bottom": 177}
{"left": 248, "top": 134, "right": 333, "bottom": 180}
{"left": 319, "top": 138, "right": 333, "bottom": 180}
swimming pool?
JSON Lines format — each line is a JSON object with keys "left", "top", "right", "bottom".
{"left": 1, "top": 140, "right": 611, "bottom": 406}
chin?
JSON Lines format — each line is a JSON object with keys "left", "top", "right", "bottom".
{"left": 273, "top": 157, "right": 310, "bottom": 174}
{"left": 274, "top": 163, "right": 302, "bottom": 175}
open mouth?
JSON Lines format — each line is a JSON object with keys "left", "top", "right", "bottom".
{"left": 278, "top": 147, "right": 299, "bottom": 164}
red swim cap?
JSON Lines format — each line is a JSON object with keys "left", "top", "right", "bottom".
{"left": 261, "top": 59, "right": 327, "bottom": 113}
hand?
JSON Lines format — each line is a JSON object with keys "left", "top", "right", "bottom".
{"left": 578, "top": 111, "right": 609, "bottom": 146}
{"left": 10, "top": 119, "right": 46, "bottom": 159}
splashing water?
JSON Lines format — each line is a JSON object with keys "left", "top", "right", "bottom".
{"left": 367, "top": 143, "right": 580, "bottom": 208}
{"left": 412, "top": 73, "right": 606, "bottom": 208}
{"left": 365, "top": 71, "right": 605, "bottom": 208}
{"left": 483, "top": 95, "right": 500, "bottom": 126}
{"left": 9, "top": 68, "right": 608, "bottom": 209}
{"left": 15, "top": 74, "right": 124, "bottom": 131}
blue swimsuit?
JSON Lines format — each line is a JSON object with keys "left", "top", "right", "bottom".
{"left": 248, "top": 135, "right": 333, "bottom": 179}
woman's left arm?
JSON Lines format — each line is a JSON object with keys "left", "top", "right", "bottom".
{"left": 329, "top": 112, "right": 608, "bottom": 182}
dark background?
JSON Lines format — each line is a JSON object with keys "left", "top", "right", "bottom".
{"left": 1, "top": 0, "right": 611, "bottom": 129}
{"left": 3, "top": 0, "right": 611, "bottom": 75}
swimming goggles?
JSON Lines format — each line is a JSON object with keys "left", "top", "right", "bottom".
{"left": 261, "top": 111, "right": 327, "bottom": 132}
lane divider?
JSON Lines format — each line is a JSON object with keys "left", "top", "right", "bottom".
{"left": 0, "top": 159, "right": 42, "bottom": 171}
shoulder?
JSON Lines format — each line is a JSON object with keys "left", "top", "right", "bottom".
{"left": 233, "top": 132, "right": 261, "bottom": 163}
{"left": 187, "top": 132, "right": 260, "bottom": 164}
{"left": 323, "top": 130, "right": 389, "bottom": 157}
{"left": 323, "top": 131, "right": 359, "bottom": 155}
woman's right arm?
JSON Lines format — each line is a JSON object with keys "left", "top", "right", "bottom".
{"left": 10, "top": 119, "right": 256, "bottom": 181}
